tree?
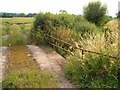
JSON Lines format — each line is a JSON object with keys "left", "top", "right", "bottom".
{"left": 117, "top": 11, "right": 120, "bottom": 18}
{"left": 99, "top": 15, "right": 113, "bottom": 26}
{"left": 27, "top": 13, "right": 37, "bottom": 17}
{"left": 83, "top": 1, "right": 107, "bottom": 25}
{"left": 1, "top": 13, "right": 13, "bottom": 18}
{"left": 19, "top": 13, "right": 26, "bottom": 17}
{"left": 59, "top": 10, "right": 67, "bottom": 13}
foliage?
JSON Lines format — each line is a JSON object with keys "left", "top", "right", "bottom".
{"left": 64, "top": 52, "right": 118, "bottom": 88}
{"left": 117, "top": 11, "right": 120, "bottom": 18}
{"left": 63, "top": 19, "right": 118, "bottom": 88}
{"left": 7, "top": 25, "right": 26, "bottom": 46}
{"left": 99, "top": 16, "right": 113, "bottom": 26}
{"left": 2, "top": 13, "right": 118, "bottom": 89}
{"left": 31, "top": 12, "right": 99, "bottom": 56}
{"left": 83, "top": 1, "right": 107, "bottom": 25}
{"left": 2, "top": 18, "right": 33, "bottom": 46}
{"left": 2, "top": 71, "right": 57, "bottom": 88}
{"left": 2, "top": 23, "right": 10, "bottom": 35}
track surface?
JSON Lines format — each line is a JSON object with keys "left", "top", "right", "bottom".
{"left": 1, "top": 45, "right": 75, "bottom": 88}
{"left": 27, "top": 45, "right": 74, "bottom": 88}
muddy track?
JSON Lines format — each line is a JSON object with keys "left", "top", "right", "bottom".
{"left": 27, "top": 45, "right": 75, "bottom": 88}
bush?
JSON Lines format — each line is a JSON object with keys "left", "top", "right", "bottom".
{"left": 99, "top": 16, "right": 113, "bottom": 26}
{"left": 64, "top": 52, "right": 118, "bottom": 88}
{"left": 30, "top": 28, "right": 46, "bottom": 45}
{"left": 75, "top": 22, "right": 99, "bottom": 38}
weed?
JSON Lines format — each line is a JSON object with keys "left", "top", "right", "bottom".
{"left": 3, "top": 71, "right": 57, "bottom": 88}
{"left": 64, "top": 52, "right": 118, "bottom": 88}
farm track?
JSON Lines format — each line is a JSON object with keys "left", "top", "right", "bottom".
{"left": 1, "top": 45, "right": 75, "bottom": 88}
{"left": 27, "top": 45, "right": 75, "bottom": 88}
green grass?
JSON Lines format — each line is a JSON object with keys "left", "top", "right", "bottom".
{"left": 2, "top": 17, "right": 34, "bottom": 46}
{"left": 64, "top": 52, "right": 118, "bottom": 88}
{"left": 2, "top": 71, "right": 57, "bottom": 88}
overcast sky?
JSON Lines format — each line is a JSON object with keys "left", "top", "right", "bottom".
{"left": 0, "top": 0, "right": 119, "bottom": 17}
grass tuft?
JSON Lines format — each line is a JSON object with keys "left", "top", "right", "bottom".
{"left": 3, "top": 71, "right": 57, "bottom": 88}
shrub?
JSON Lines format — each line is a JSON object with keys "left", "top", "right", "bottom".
{"left": 64, "top": 52, "right": 118, "bottom": 88}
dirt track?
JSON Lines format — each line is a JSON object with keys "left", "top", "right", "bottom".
{"left": 27, "top": 45, "right": 75, "bottom": 88}
{"left": 1, "top": 45, "right": 75, "bottom": 88}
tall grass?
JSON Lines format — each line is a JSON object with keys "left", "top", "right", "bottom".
{"left": 64, "top": 53, "right": 118, "bottom": 88}
{"left": 2, "top": 18, "right": 33, "bottom": 46}
{"left": 64, "top": 19, "right": 119, "bottom": 88}
{"left": 3, "top": 71, "right": 57, "bottom": 88}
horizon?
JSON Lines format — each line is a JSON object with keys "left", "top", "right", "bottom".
{"left": 0, "top": 0, "right": 119, "bottom": 17}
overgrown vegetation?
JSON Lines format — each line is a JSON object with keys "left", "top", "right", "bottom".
{"left": 31, "top": 10, "right": 119, "bottom": 88}
{"left": 2, "top": 1, "right": 119, "bottom": 88}
{"left": 2, "top": 18, "right": 58, "bottom": 88}
{"left": 31, "top": 12, "right": 100, "bottom": 56}
{"left": 3, "top": 71, "right": 57, "bottom": 88}
{"left": 64, "top": 52, "right": 118, "bottom": 88}
{"left": 1, "top": 18, "right": 33, "bottom": 46}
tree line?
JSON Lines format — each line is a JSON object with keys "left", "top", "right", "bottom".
{"left": 0, "top": 12, "right": 37, "bottom": 18}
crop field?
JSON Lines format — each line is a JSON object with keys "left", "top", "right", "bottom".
{"left": 1, "top": 17, "right": 34, "bottom": 24}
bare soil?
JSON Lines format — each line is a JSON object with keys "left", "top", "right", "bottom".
{"left": 27, "top": 45, "right": 75, "bottom": 88}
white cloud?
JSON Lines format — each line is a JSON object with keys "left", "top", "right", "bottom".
{"left": 0, "top": 0, "right": 119, "bottom": 17}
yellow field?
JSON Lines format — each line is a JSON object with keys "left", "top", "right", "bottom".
{"left": 0, "top": 17, "right": 34, "bottom": 24}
